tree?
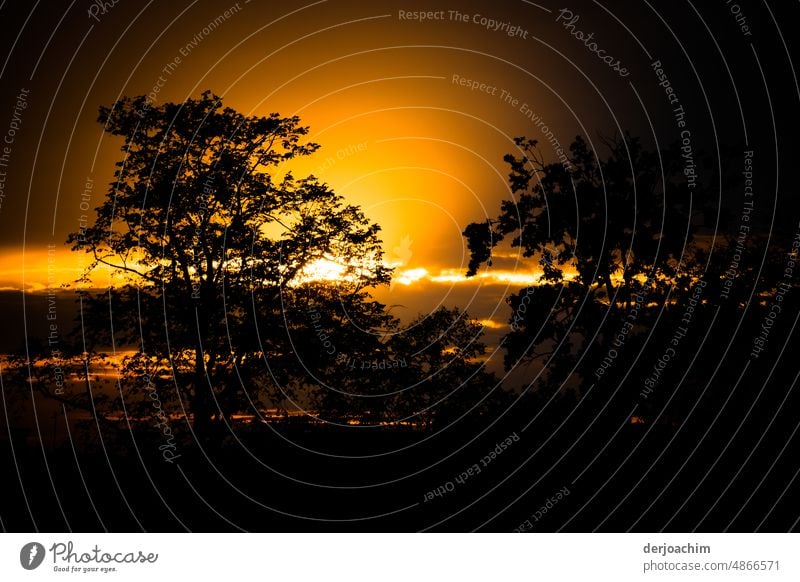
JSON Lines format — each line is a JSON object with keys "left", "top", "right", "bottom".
{"left": 306, "top": 305, "right": 506, "bottom": 430}
{"left": 68, "top": 91, "right": 391, "bottom": 438}
{"left": 385, "top": 307, "right": 507, "bottom": 430}
{"left": 464, "top": 133, "right": 706, "bottom": 392}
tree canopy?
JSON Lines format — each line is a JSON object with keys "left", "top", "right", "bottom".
{"left": 64, "top": 91, "right": 499, "bottom": 438}
{"left": 464, "top": 133, "right": 708, "bottom": 391}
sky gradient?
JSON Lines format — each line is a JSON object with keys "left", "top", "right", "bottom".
{"left": 0, "top": 0, "right": 790, "bottom": 328}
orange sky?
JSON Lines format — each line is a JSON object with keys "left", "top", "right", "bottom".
{"left": 0, "top": 0, "right": 730, "bottom": 319}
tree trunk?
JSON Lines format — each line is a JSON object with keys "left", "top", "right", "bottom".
{"left": 192, "top": 347, "right": 212, "bottom": 439}
{"left": 599, "top": 261, "right": 617, "bottom": 310}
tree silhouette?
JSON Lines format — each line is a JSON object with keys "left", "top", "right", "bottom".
{"left": 304, "top": 305, "right": 505, "bottom": 429}
{"left": 68, "top": 91, "right": 392, "bottom": 438}
{"left": 65, "top": 90, "right": 503, "bottom": 443}
{"left": 464, "top": 133, "right": 707, "bottom": 394}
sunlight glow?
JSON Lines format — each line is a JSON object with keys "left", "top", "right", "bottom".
{"left": 393, "top": 267, "right": 429, "bottom": 286}
{"left": 5, "top": 248, "right": 581, "bottom": 292}
{"left": 294, "top": 258, "right": 348, "bottom": 283}
{"left": 291, "top": 253, "right": 388, "bottom": 286}
{"left": 428, "top": 269, "right": 542, "bottom": 286}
